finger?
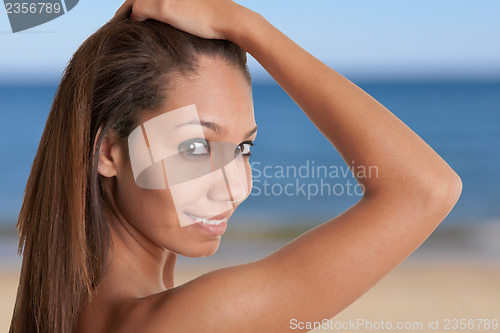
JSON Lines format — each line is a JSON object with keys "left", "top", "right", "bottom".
{"left": 130, "top": 0, "right": 160, "bottom": 22}
{"left": 114, "top": 0, "right": 133, "bottom": 18}
{"left": 130, "top": 12, "right": 147, "bottom": 22}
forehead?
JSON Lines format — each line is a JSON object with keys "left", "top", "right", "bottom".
{"left": 143, "top": 56, "right": 255, "bottom": 131}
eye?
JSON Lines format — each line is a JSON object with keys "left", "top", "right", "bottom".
{"left": 235, "top": 141, "right": 254, "bottom": 157}
{"left": 178, "top": 138, "right": 209, "bottom": 158}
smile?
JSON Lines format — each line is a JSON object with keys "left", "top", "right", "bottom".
{"left": 185, "top": 212, "right": 228, "bottom": 226}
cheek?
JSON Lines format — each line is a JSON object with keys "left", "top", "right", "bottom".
{"left": 168, "top": 178, "right": 209, "bottom": 207}
{"left": 114, "top": 166, "right": 179, "bottom": 228}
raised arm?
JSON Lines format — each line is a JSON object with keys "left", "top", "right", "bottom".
{"left": 115, "top": 1, "right": 462, "bottom": 332}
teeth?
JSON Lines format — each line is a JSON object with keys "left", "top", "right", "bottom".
{"left": 186, "top": 212, "right": 227, "bottom": 226}
{"left": 203, "top": 219, "right": 226, "bottom": 225}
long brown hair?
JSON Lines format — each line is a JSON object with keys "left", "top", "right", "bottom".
{"left": 10, "top": 13, "right": 250, "bottom": 333}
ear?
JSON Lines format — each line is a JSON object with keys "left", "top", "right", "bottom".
{"left": 95, "top": 126, "right": 121, "bottom": 178}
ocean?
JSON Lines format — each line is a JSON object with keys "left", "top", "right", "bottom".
{"left": 1, "top": 80, "right": 499, "bottom": 231}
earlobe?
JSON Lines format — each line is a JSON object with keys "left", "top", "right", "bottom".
{"left": 95, "top": 127, "right": 118, "bottom": 178}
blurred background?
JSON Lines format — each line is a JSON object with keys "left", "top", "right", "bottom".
{"left": 1, "top": 1, "right": 499, "bottom": 332}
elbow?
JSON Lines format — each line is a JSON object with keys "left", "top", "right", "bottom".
{"left": 375, "top": 169, "right": 463, "bottom": 223}
{"left": 362, "top": 165, "right": 463, "bottom": 224}
{"left": 445, "top": 171, "right": 463, "bottom": 206}
{"left": 420, "top": 170, "right": 463, "bottom": 222}
{"left": 435, "top": 170, "right": 462, "bottom": 207}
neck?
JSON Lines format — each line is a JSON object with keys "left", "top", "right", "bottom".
{"left": 98, "top": 190, "right": 178, "bottom": 300}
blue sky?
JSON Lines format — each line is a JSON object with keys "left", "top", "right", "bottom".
{"left": 1, "top": 0, "right": 499, "bottom": 83}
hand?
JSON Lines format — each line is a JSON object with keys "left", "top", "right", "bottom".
{"left": 114, "top": 0, "right": 247, "bottom": 40}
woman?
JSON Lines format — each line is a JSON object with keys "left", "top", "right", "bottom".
{"left": 10, "top": 0, "right": 462, "bottom": 332}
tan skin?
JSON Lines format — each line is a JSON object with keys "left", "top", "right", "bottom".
{"left": 79, "top": 1, "right": 462, "bottom": 332}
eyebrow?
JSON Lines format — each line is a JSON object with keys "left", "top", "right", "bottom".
{"left": 177, "top": 121, "right": 258, "bottom": 139}
{"left": 244, "top": 125, "right": 258, "bottom": 139}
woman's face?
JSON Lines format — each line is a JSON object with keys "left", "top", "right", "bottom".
{"left": 108, "top": 56, "right": 256, "bottom": 257}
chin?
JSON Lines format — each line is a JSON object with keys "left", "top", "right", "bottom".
{"left": 174, "top": 240, "right": 221, "bottom": 258}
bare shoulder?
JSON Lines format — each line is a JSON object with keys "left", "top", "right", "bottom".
{"left": 109, "top": 260, "right": 282, "bottom": 333}
{"left": 78, "top": 253, "right": 289, "bottom": 333}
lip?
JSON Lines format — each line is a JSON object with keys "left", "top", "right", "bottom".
{"left": 195, "top": 220, "right": 228, "bottom": 237}
{"left": 184, "top": 209, "right": 233, "bottom": 237}
{"left": 184, "top": 209, "right": 233, "bottom": 221}
{"left": 206, "top": 209, "right": 233, "bottom": 221}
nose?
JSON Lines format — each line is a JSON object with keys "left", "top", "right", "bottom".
{"left": 208, "top": 157, "right": 250, "bottom": 203}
